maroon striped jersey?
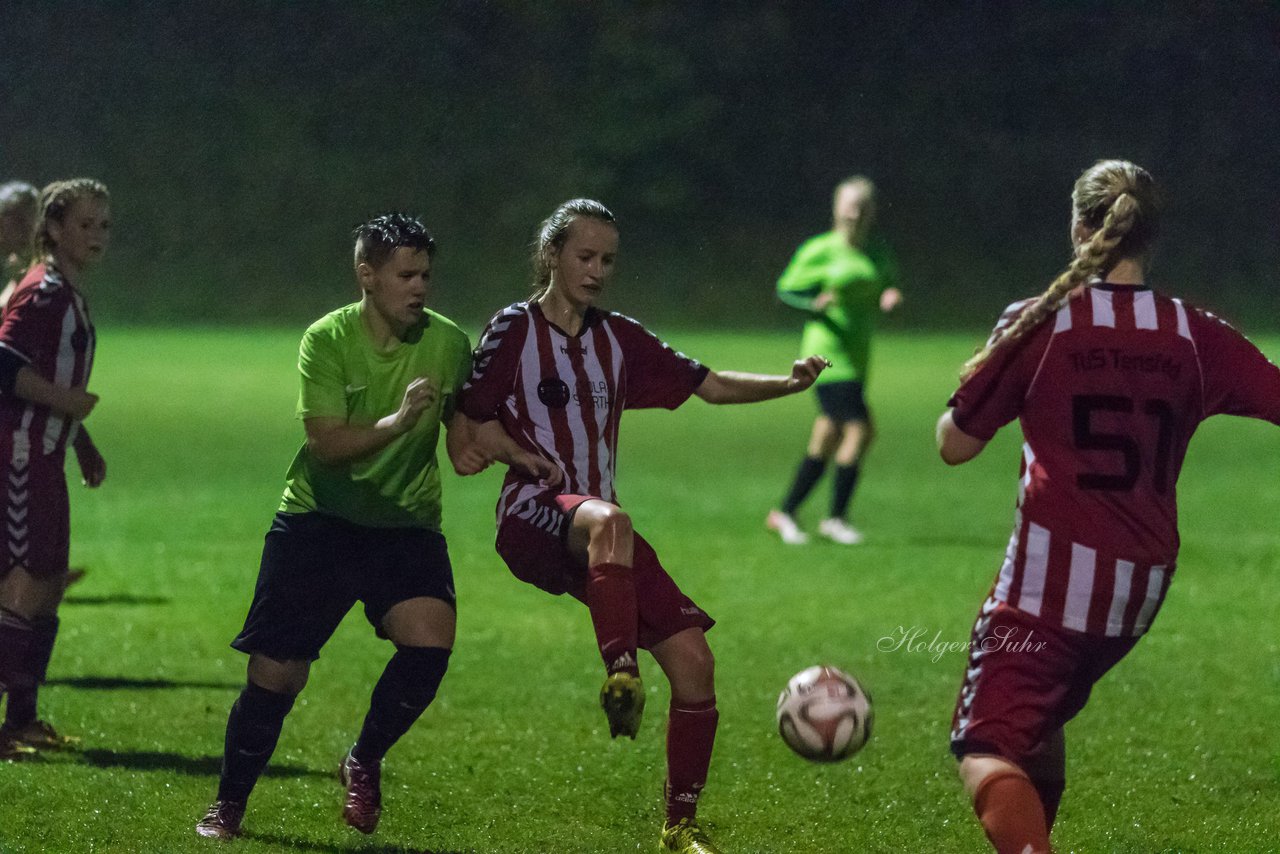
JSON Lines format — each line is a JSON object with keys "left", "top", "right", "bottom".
{"left": 460, "top": 301, "right": 708, "bottom": 512}
{"left": 950, "top": 284, "right": 1280, "bottom": 636}
{"left": 0, "top": 263, "right": 96, "bottom": 461}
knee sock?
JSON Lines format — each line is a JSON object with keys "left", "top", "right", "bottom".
{"left": 0, "top": 608, "right": 35, "bottom": 724}
{"left": 586, "top": 563, "right": 638, "bottom": 676}
{"left": 352, "top": 645, "right": 451, "bottom": 766}
{"left": 4, "top": 615, "right": 59, "bottom": 728}
{"left": 830, "top": 463, "right": 861, "bottom": 519}
{"left": 1033, "top": 777, "right": 1066, "bottom": 829}
{"left": 972, "top": 769, "right": 1052, "bottom": 854}
{"left": 781, "top": 457, "right": 825, "bottom": 515}
{"left": 665, "top": 698, "right": 718, "bottom": 825}
{"left": 217, "top": 682, "right": 297, "bottom": 803}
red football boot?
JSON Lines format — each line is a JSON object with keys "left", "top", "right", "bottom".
{"left": 338, "top": 750, "right": 382, "bottom": 834}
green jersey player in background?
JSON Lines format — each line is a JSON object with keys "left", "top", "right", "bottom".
{"left": 195, "top": 213, "right": 556, "bottom": 841}
{"left": 766, "top": 175, "right": 902, "bottom": 546}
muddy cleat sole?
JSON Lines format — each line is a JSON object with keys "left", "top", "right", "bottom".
{"left": 0, "top": 733, "right": 37, "bottom": 761}
{"left": 660, "top": 817, "right": 722, "bottom": 853}
{"left": 339, "top": 749, "right": 382, "bottom": 834}
{"left": 0, "top": 719, "right": 80, "bottom": 751}
{"left": 195, "top": 799, "right": 245, "bottom": 840}
{"left": 600, "top": 672, "right": 645, "bottom": 739}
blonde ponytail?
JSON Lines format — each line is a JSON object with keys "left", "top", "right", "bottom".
{"left": 960, "top": 162, "right": 1159, "bottom": 380}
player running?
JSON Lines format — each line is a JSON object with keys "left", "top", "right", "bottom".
{"left": 937, "top": 160, "right": 1280, "bottom": 854}
{"left": 0, "top": 179, "right": 109, "bottom": 759}
{"left": 456, "top": 198, "right": 828, "bottom": 854}
{"left": 767, "top": 176, "right": 902, "bottom": 545}
{"left": 195, "top": 214, "right": 554, "bottom": 840}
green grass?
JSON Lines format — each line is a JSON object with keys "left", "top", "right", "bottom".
{"left": 2, "top": 327, "right": 1279, "bottom": 853}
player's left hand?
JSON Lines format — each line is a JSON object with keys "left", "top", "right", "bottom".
{"left": 512, "top": 451, "right": 563, "bottom": 489}
{"left": 75, "top": 441, "right": 106, "bottom": 488}
{"left": 787, "top": 355, "right": 830, "bottom": 393}
{"left": 452, "top": 444, "right": 493, "bottom": 476}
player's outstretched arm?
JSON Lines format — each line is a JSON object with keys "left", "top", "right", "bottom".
{"left": 694, "top": 355, "right": 830, "bottom": 405}
{"left": 306, "top": 376, "right": 437, "bottom": 466}
{"left": 936, "top": 409, "right": 987, "bottom": 465}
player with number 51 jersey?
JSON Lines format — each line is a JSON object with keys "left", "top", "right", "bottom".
{"left": 948, "top": 244, "right": 1280, "bottom": 638}
{"left": 937, "top": 160, "right": 1280, "bottom": 854}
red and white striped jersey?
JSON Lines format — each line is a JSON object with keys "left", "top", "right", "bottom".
{"left": 950, "top": 284, "right": 1280, "bottom": 636}
{"left": 460, "top": 301, "right": 708, "bottom": 514}
{"left": 0, "top": 263, "right": 96, "bottom": 461}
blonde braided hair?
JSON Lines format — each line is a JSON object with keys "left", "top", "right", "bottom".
{"left": 961, "top": 160, "right": 1159, "bottom": 380}
{"left": 35, "top": 178, "right": 109, "bottom": 261}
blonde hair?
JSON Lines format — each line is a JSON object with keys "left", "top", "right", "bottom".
{"left": 529, "top": 198, "right": 616, "bottom": 297}
{"left": 961, "top": 160, "right": 1159, "bottom": 379}
{"left": 35, "top": 178, "right": 110, "bottom": 260}
{"left": 833, "top": 174, "right": 876, "bottom": 206}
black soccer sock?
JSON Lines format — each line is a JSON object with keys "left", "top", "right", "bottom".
{"left": 781, "top": 457, "right": 826, "bottom": 515}
{"left": 0, "top": 608, "right": 34, "bottom": 711}
{"left": 3, "top": 614, "right": 57, "bottom": 729}
{"left": 352, "top": 646, "right": 451, "bottom": 766}
{"left": 830, "top": 463, "right": 861, "bottom": 519}
{"left": 216, "top": 681, "right": 297, "bottom": 803}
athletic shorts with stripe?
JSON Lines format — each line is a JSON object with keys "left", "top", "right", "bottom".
{"left": 949, "top": 595, "right": 1138, "bottom": 765}
{"left": 495, "top": 491, "right": 714, "bottom": 649}
{"left": 232, "top": 511, "right": 456, "bottom": 662}
{"left": 0, "top": 452, "right": 69, "bottom": 579}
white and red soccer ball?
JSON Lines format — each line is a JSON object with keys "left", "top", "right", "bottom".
{"left": 776, "top": 665, "right": 873, "bottom": 762}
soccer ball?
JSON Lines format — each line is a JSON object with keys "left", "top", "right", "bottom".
{"left": 776, "top": 665, "right": 873, "bottom": 762}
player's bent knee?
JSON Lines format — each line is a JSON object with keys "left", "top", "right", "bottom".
{"left": 383, "top": 596, "right": 457, "bottom": 649}
{"left": 958, "top": 753, "right": 1023, "bottom": 799}
{"left": 247, "top": 654, "right": 310, "bottom": 696}
{"left": 592, "top": 506, "right": 633, "bottom": 540}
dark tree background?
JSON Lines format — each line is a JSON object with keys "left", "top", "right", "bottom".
{"left": 3, "top": 1, "right": 1277, "bottom": 330}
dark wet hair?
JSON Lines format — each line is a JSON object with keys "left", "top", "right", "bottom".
{"left": 352, "top": 213, "right": 436, "bottom": 269}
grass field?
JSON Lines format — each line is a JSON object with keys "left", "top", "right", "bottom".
{"left": 2, "top": 326, "right": 1279, "bottom": 853}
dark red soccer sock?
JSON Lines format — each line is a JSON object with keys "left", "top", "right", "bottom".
{"left": 665, "top": 698, "right": 718, "bottom": 824}
{"left": 586, "top": 562, "right": 638, "bottom": 676}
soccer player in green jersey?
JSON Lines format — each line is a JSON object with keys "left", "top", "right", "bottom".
{"left": 767, "top": 175, "right": 902, "bottom": 545}
{"left": 196, "top": 214, "right": 556, "bottom": 841}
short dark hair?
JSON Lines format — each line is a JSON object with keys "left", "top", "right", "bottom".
{"left": 352, "top": 213, "right": 436, "bottom": 269}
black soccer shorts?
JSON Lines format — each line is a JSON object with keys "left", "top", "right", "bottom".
{"left": 231, "top": 511, "right": 455, "bottom": 661}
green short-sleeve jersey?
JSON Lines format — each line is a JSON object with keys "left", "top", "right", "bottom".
{"left": 279, "top": 304, "right": 472, "bottom": 530}
{"left": 776, "top": 230, "right": 898, "bottom": 385}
